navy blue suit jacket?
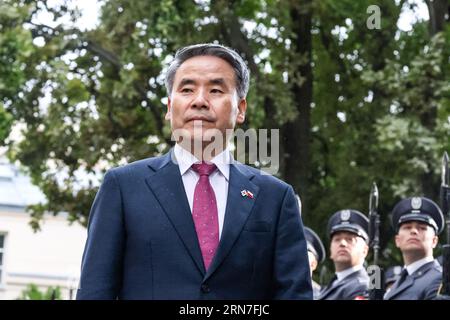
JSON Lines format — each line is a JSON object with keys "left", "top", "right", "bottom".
{"left": 76, "top": 151, "right": 312, "bottom": 300}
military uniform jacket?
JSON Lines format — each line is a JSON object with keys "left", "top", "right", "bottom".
{"left": 384, "top": 260, "right": 442, "bottom": 300}
{"left": 317, "top": 269, "right": 369, "bottom": 300}
{"left": 312, "top": 280, "right": 321, "bottom": 300}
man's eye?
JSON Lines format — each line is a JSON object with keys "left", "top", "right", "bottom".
{"left": 211, "top": 88, "right": 223, "bottom": 94}
{"left": 181, "top": 88, "right": 193, "bottom": 93}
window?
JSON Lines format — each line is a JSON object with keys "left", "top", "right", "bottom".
{"left": 0, "top": 234, "right": 4, "bottom": 284}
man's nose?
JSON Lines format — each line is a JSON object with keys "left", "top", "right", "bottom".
{"left": 191, "top": 89, "right": 209, "bottom": 109}
{"left": 339, "top": 239, "right": 347, "bottom": 247}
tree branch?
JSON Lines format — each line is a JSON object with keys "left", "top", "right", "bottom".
{"left": 82, "top": 40, "right": 167, "bottom": 143}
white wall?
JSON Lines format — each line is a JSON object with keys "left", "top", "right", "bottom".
{"left": 0, "top": 209, "right": 87, "bottom": 300}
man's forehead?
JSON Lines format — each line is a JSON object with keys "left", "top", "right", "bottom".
{"left": 400, "top": 220, "right": 430, "bottom": 228}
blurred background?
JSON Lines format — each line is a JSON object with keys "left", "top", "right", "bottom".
{"left": 0, "top": 0, "right": 449, "bottom": 299}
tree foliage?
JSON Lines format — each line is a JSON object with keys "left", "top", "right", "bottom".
{"left": 17, "top": 283, "right": 62, "bottom": 300}
{"left": 0, "top": 0, "right": 449, "bottom": 273}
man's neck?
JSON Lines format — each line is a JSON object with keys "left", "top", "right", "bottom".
{"left": 403, "top": 252, "right": 432, "bottom": 266}
{"left": 335, "top": 264, "right": 363, "bottom": 281}
{"left": 334, "top": 260, "right": 364, "bottom": 272}
{"left": 178, "top": 140, "right": 227, "bottom": 161}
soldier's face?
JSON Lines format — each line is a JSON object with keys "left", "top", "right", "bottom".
{"left": 395, "top": 221, "right": 438, "bottom": 259}
{"left": 330, "top": 231, "right": 368, "bottom": 271}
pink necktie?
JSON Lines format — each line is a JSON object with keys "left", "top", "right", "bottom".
{"left": 191, "top": 162, "right": 219, "bottom": 270}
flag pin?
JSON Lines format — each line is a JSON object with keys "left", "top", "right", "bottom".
{"left": 241, "top": 190, "right": 254, "bottom": 199}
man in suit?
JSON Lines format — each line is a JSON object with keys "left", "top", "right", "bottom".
{"left": 304, "top": 227, "right": 326, "bottom": 299}
{"left": 76, "top": 43, "right": 312, "bottom": 300}
{"left": 384, "top": 197, "right": 444, "bottom": 300}
{"left": 317, "top": 209, "right": 370, "bottom": 300}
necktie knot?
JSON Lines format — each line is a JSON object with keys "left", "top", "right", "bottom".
{"left": 329, "top": 274, "right": 338, "bottom": 286}
{"left": 397, "top": 268, "right": 409, "bottom": 286}
{"left": 400, "top": 268, "right": 408, "bottom": 278}
{"left": 192, "top": 162, "right": 217, "bottom": 176}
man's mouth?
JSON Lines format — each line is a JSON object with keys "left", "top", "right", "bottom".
{"left": 187, "top": 116, "right": 213, "bottom": 122}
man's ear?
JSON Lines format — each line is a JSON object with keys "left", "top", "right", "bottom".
{"left": 431, "top": 234, "right": 439, "bottom": 249}
{"left": 236, "top": 98, "right": 247, "bottom": 124}
{"left": 394, "top": 234, "right": 400, "bottom": 248}
{"left": 165, "top": 97, "right": 172, "bottom": 120}
{"left": 361, "top": 243, "right": 369, "bottom": 258}
{"left": 310, "top": 258, "right": 318, "bottom": 272}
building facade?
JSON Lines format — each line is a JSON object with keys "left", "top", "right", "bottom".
{"left": 0, "top": 157, "right": 86, "bottom": 300}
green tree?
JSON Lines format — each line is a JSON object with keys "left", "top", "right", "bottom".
{"left": 17, "top": 284, "right": 62, "bottom": 300}
{"left": 0, "top": 0, "right": 34, "bottom": 144}
{"left": 1, "top": 0, "right": 449, "bottom": 272}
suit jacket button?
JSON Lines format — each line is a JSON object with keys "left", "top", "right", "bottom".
{"left": 201, "top": 284, "right": 210, "bottom": 293}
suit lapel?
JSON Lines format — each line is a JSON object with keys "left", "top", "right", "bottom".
{"left": 144, "top": 151, "right": 206, "bottom": 274}
{"left": 318, "top": 275, "right": 340, "bottom": 300}
{"left": 385, "top": 273, "right": 414, "bottom": 299}
{"left": 318, "top": 270, "right": 366, "bottom": 300}
{"left": 204, "top": 163, "right": 260, "bottom": 280}
{"left": 318, "top": 280, "right": 338, "bottom": 299}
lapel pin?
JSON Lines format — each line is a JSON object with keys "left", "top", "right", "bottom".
{"left": 241, "top": 190, "right": 254, "bottom": 199}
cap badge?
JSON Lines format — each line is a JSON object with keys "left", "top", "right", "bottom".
{"left": 340, "top": 210, "right": 351, "bottom": 221}
{"left": 411, "top": 197, "right": 422, "bottom": 210}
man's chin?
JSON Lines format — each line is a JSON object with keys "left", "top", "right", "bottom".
{"left": 176, "top": 135, "right": 226, "bottom": 158}
{"left": 402, "top": 246, "right": 425, "bottom": 255}
{"left": 186, "top": 131, "right": 227, "bottom": 146}
{"left": 334, "top": 256, "right": 351, "bottom": 264}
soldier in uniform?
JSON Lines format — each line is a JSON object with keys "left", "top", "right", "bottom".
{"left": 384, "top": 197, "right": 444, "bottom": 300}
{"left": 304, "top": 227, "right": 326, "bottom": 299}
{"left": 317, "top": 209, "right": 370, "bottom": 300}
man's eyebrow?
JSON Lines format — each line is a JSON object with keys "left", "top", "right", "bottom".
{"left": 177, "top": 77, "right": 229, "bottom": 88}
{"left": 209, "top": 78, "right": 229, "bottom": 89}
{"left": 209, "top": 78, "right": 225, "bottom": 85}
{"left": 177, "top": 78, "right": 196, "bottom": 87}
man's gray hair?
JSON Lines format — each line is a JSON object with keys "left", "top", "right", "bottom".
{"left": 165, "top": 43, "right": 250, "bottom": 99}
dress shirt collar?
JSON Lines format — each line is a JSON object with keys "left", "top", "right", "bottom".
{"left": 173, "top": 143, "right": 232, "bottom": 180}
{"left": 336, "top": 264, "right": 364, "bottom": 282}
{"left": 405, "top": 256, "right": 434, "bottom": 275}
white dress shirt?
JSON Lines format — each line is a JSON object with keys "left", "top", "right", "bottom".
{"left": 405, "top": 256, "right": 434, "bottom": 275}
{"left": 173, "top": 143, "right": 232, "bottom": 239}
